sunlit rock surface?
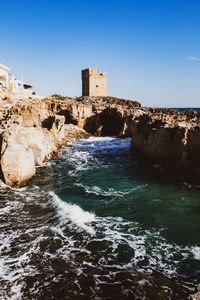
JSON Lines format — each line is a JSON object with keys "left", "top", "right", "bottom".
{"left": 1, "top": 92, "right": 200, "bottom": 185}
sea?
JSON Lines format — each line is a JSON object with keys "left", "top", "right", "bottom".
{"left": 172, "top": 107, "right": 200, "bottom": 112}
{"left": 0, "top": 109, "right": 200, "bottom": 299}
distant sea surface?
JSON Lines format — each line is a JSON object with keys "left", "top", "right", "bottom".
{"left": 172, "top": 107, "right": 200, "bottom": 112}
{"left": 0, "top": 138, "right": 200, "bottom": 299}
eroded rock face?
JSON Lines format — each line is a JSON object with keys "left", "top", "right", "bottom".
{"left": 2, "top": 93, "right": 200, "bottom": 185}
{"left": 0, "top": 95, "right": 141, "bottom": 138}
{"left": 0, "top": 115, "right": 66, "bottom": 187}
{"left": 1, "top": 147, "right": 35, "bottom": 187}
{"left": 130, "top": 110, "right": 200, "bottom": 180}
{"left": 0, "top": 125, "right": 36, "bottom": 187}
{"left": 131, "top": 115, "right": 184, "bottom": 164}
{"left": 42, "top": 96, "right": 141, "bottom": 137}
{"left": 0, "top": 94, "right": 141, "bottom": 186}
{"left": 83, "top": 108, "right": 124, "bottom": 136}
{"left": 19, "top": 127, "right": 55, "bottom": 165}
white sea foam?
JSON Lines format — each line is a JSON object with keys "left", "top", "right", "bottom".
{"left": 91, "top": 215, "right": 194, "bottom": 276}
{"left": 191, "top": 246, "right": 200, "bottom": 259}
{"left": 72, "top": 137, "right": 131, "bottom": 154}
{"left": 75, "top": 183, "right": 145, "bottom": 198}
{"left": 0, "top": 188, "right": 198, "bottom": 299}
{"left": 0, "top": 136, "right": 199, "bottom": 299}
{"left": 49, "top": 191, "right": 96, "bottom": 235}
{"left": 85, "top": 136, "right": 117, "bottom": 142}
{"left": 8, "top": 283, "right": 23, "bottom": 300}
{"left": 58, "top": 147, "right": 95, "bottom": 175}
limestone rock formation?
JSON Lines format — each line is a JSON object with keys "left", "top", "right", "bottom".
{"left": 0, "top": 93, "right": 141, "bottom": 186}
{"left": 2, "top": 91, "right": 200, "bottom": 185}
{"left": 46, "top": 96, "right": 141, "bottom": 137}
{"left": 0, "top": 125, "right": 36, "bottom": 187}
{"left": 130, "top": 109, "right": 200, "bottom": 181}
{"left": 0, "top": 115, "right": 68, "bottom": 186}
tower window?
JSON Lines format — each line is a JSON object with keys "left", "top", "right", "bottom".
{"left": 96, "top": 85, "right": 98, "bottom": 88}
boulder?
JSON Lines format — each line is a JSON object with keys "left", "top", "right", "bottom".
{"left": 0, "top": 125, "right": 36, "bottom": 187}
{"left": 0, "top": 115, "right": 68, "bottom": 187}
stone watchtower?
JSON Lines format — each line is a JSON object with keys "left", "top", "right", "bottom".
{"left": 81, "top": 68, "right": 107, "bottom": 97}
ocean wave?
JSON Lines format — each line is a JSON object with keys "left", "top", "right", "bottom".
{"left": 191, "top": 246, "right": 200, "bottom": 260}
{"left": 48, "top": 191, "right": 96, "bottom": 235}
{"left": 0, "top": 187, "right": 198, "bottom": 299}
{"left": 92, "top": 216, "right": 192, "bottom": 277}
{"left": 0, "top": 137, "right": 199, "bottom": 299}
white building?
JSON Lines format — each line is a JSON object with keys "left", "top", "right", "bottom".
{"left": 0, "top": 63, "right": 33, "bottom": 96}
{"left": 0, "top": 63, "right": 9, "bottom": 89}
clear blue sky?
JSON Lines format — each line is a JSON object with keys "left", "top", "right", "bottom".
{"left": 1, "top": 0, "right": 200, "bottom": 107}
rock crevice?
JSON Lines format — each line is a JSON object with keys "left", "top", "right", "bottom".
{"left": 0, "top": 95, "right": 140, "bottom": 186}
{"left": 130, "top": 109, "right": 200, "bottom": 181}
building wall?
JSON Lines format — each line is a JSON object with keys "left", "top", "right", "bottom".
{"left": 0, "top": 64, "right": 33, "bottom": 95}
{"left": 0, "top": 69, "right": 8, "bottom": 78}
{"left": 82, "top": 69, "right": 90, "bottom": 96}
{"left": 0, "top": 65, "right": 9, "bottom": 90}
{"left": 82, "top": 68, "right": 107, "bottom": 96}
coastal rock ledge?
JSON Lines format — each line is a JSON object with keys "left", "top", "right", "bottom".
{"left": 130, "top": 108, "right": 200, "bottom": 181}
{"left": 0, "top": 115, "right": 65, "bottom": 186}
{"left": 1, "top": 93, "right": 200, "bottom": 186}
{"left": 0, "top": 94, "right": 140, "bottom": 187}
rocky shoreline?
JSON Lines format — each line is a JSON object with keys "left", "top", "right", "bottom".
{"left": 1, "top": 93, "right": 200, "bottom": 187}
{"left": 131, "top": 107, "right": 200, "bottom": 183}
{"left": 0, "top": 93, "right": 200, "bottom": 298}
{"left": 0, "top": 94, "right": 140, "bottom": 186}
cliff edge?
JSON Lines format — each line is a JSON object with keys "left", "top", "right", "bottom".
{"left": 1, "top": 92, "right": 200, "bottom": 187}
{"left": 0, "top": 94, "right": 140, "bottom": 186}
{"left": 130, "top": 107, "right": 200, "bottom": 182}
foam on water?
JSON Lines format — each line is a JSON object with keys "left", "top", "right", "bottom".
{"left": 0, "top": 185, "right": 198, "bottom": 299}
{"left": 84, "top": 136, "right": 117, "bottom": 142}
{"left": 191, "top": 246, "right": 200, "bottom": 260}
{"left": 49, "top": 191, "right": 96, "bottom": 235}
{"left": 91, "top": 216, "right": 194, "bottom": 277}
{"left": 0, "top": 137, "right": 199, "bottom": 299}
{"left": 58, "top": 147, "right": 95, "bottom": 176}
{"left": 75, "top": 182, "right": 146, "bottom": 197}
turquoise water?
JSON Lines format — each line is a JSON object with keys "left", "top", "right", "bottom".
{"left": 0, "top": 137, "right": 200, "bottom": 299}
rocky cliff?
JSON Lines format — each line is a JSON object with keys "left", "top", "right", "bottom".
{"left": 0, "top": 94, "right": 140, "bottom": 186}
{"left": 42, "top": 95, "right": 141, "bottom": 137}
{"left": 130, "top": 108, "right": 200, "bottom": 182}
{"left": 1, "top": 92, "right": 200, "bottom": 186}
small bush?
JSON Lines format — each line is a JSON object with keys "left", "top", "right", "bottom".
{"left": 51, "top": 94, "right": 65, "bottom": 100}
